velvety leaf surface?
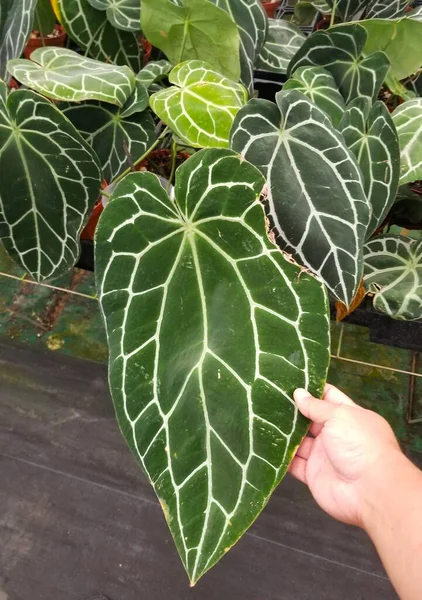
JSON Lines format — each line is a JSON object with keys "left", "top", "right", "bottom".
{"left": 365, "top": 0, "right": 412, "bottom": 19}
{"left": 364, "top": 234, "right": 422, "bottom": 321}
{"left": 0, "top": 81, "right": 101, "bottom": 281}
{"left": 34, "top": 0, "right": 56, "bottom": 36}
{"left": 230, "top": 89, "right": 370, "bottom": 306}
{"left": 339, "top": 98, "right": 400, "bottom": 236}
{"left": 87, "top": 0, "right": 141, "bottom": 31}
{"left": 8, "top": 47, "right": 135, "bottom": 107}
{"left": 95, "top": 148, "right": 330, "bottom": 584}
{"left": 284, "top": 66, "right": 345, "bottom": 126}
{"left": 287, "top": 24, "right": 390, "bottom": 104}
{"left": 120, "top": 80, "right": 149, "bottom": 117}
{"left": 257, "top": 19, "right": 305, "bottom": 75}
{"left": 0, "top": 0, "right": 36, "bottom": 80}
{"left": 136, "top": 60, "right": 173, "bottom": 89}
{"left": 325, "top": 0, "right": 370, "bottom": 20}
{"left": 392, "top": 98, "right": 422, "bottom": 185}
{"left": 52, "top": 0, "right": 142, "bottom": 71}
{"left": 150, "top": 61, "right": 247, "bottom": 148}
{"left": 141, "top": 0, "right": 241, "bottom": 82}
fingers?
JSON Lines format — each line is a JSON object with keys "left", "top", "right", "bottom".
{"left": 323, "top": 383, "right": 356, "bottom": 407}
{"left": 288, "top": 456, "right": 307, "bottom": 484}
{"left": 294, "top": 388, "right": 337, "bottom": 424}
{"left": 295, "top": 436, "right": 314, "bottom": 460}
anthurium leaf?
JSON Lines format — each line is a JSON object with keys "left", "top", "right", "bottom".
{"left": 87, "top": 0, "right": 141, "bottom": 31}
{"left": 256, "top": 19, "right": 306, "bottom": 75}
{"left": 287, "top": 24, "right": 390, "bottom": 104}
{"left": 34, "top": 0, "right": 56, "bottom": 36}
{"left": 150, "top": 61, "right": 247, "bottom": 148}
{"left": 210, "top": 0, "right": 267, "bottom": 94}
{"left": 95, "top": 147, "right": 330, "bottom": 585}
{"left": 0, "top": 80, "right": 101, "bottom": 281}
{"left": 0, "top": 0, "right": 36, "bottom": 80}
{"left": 136, "top": 60, "right": 173, "bottom": 89}
{"left": 230, "top": 89, "right": 370, "bottom": 306}
{"left": 120, "top": 80, "right": 149, "bottom": 117}
{"left": 364, "top": 235, "right": 422, "bottom": 320}
{"left": 408, "top": 5, "right": 422, "bottom": 21}
{"left": 283, "top": 66, "right": 345, "bottom": 126}
{"left": 63, "top": 101, "right": 155, "bottom": 181}
{"left": 141, "top": 0, "right": 241, "bottom": 82}
{"left": 359, "top": 18, "right": 422, "bottom": 81}
{"left": 392, "top": 98, "right": 422, "bottom": 185}
{"left": 8, "top": 47, "right": 135, "bottom": 107}
{"left": 364, "top": 0, "right": 412, "bottom": 19}
{"left": 339, "top": 98, "right": 400, "bottom": 237}
{"left": 324, "top": 0, "right": 370, "bottom": 20}
{"left": 52, "top": 0, "right": 142, "bottom": 71}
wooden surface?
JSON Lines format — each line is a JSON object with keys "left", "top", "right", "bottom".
{"left": 0, "top": 340, "right": 399, "bottom": 600}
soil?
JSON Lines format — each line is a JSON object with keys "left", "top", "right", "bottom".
{"left": 378, "top": 86, "right": 404, "bottom": 112}
{"left": 137, "top": 149, "right": 191, "bottom": 180}
{"left": 29, "top": 28, "right": 62, "bottom": 40}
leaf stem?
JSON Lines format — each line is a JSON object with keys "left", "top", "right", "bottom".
{"left": 329, "top": 0, "right": 338, "bottom": 27}
{"left": 111, "top": 125, "right": 170, "bottom": 186}
{"left": 167, "top": 138, "right": 178, "bottom": 191}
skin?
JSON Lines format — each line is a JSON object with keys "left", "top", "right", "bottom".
{"left": 290, "top": 384, "right": 422, "bottom": 600}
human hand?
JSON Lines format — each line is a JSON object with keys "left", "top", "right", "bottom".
{"left": 289, "top": 384, "right": 402, "bottom": 528}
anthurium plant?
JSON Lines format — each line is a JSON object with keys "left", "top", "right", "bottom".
{"left": 0, "top": 0, "right": 422, "bottom": 584}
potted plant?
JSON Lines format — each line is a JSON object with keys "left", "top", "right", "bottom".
{"left": 0, "top": 0, "right": 422, "bottom": 585}
{"left": 23, "top": 0, "right": 66, "bottom": 59}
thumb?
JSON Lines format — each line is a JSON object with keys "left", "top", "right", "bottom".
{"left": 294, "top": 388, "right": 337, "bottom": 424}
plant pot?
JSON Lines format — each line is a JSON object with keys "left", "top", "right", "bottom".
{"left": 23, "top": 24, "right": 67, "bottom": 59}
{"left": 261, "top": 0, "right": 282, "bottom": 18}
{"left": 141, "top": 38, "right": 152, "bottom": 67}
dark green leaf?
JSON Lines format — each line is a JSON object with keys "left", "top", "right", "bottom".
{"left": 256, "top": 19, "right": 305, "bottom": 75}
{"left": 136, "top": 60, "right": 173, "bottom": 89}
{"left": 87, "top": 0, "right": 141, "bottom": 31}
{"left": 0, "top": 0, "right": 36, "bottom": 80}
{"left": 364, "top": 0, "right": 412, "bottom": 19}
{"left": 34, "top": 0, "right": 56, "bottom": 35}
{"left": 392, "top": 98, "right": 422, "bottom": 185}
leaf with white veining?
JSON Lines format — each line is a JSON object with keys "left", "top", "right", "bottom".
{"left": 257, "top": 19, "right": 305, "bottom": 75}
{"left": 392, "top": 98, "right": 422, "bottom": 185}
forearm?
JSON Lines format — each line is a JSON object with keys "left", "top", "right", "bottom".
{"left": 361, "top": 450, "right": 422, "bottom": 600}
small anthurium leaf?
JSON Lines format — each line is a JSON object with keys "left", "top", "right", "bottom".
{"left": 287, "top": 24, "right": 390, "bottom": 104}
{"left": 283, "top": 66, "right": 345, "bottom": 126}
{"left": 63, "top": 101, "right": 155, "bottom": 181}
{"left": 141, "top": 0, "right": 241, "bottom": 82}
{"left": 95, "top": 147, "right": 330, "bottom": 585}
{"left": 87, "top": 0, "right": 141, "bottom": 31}
{"left": 120, "top": 81, "right": 149, "bottom": 118}
{"left": 364, "top": 235, "right": 422, "bottom": 321}
{"left": 364, "top": 0, "right": 412, "bottom": 19}
{"left": 0, "top": 80, "right": 102, "bottom": 281}
{"left": 8, "top": 47, "right": 135, "bottom": 107}
{"left": 136, "top": 61, "right": 173, "bottom": 89}
{"left": 256, "top": 19, "right": 306, "bottom": 75}
{"left": 230, "top": 89, "right": 370, "bottom": 307}
{"left": 150, "top": 61, "right": 248, "bottom": 148}
{"left": 325, "top": 0, "right": 370, "bottom": 20}
{"left": 0, "top": 0, "right": 36, "bottom": 80}
{"left": 53, "top": 0, "right": 142, "bottom": 71}
{"left": 392, "top": 98, "right": 422, "bottom": 185}
{"left": 210, "top": 0, "right": 267, "bottom": 93}
{"left": 339, "top": 98, "right": 400, "bottom": 237}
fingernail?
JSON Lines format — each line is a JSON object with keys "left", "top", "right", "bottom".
{"left": 294, "top": 388, "right": 311, "bottom": 403}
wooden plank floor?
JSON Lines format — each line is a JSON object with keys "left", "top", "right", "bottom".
{"left": 0, "top": 340, "right": 399, "bottom": 600}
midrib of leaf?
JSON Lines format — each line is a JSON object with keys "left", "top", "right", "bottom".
{"left": 179, "top": 12, "right": 192, "bottom": 64}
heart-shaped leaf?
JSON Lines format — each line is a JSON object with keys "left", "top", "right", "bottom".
{"left": 0, "top": 80, "right": 102, "bottom": 281}
{"left": 87, "top": 0, "right": 140, "bottom": 31}
{"left": 210, "top": 0, "right": 267, "bottom": 94}
{"left": 95, "top": 147, "right": 330, "bottom": 584}
{"left": 120, "top": 80, "right": 149, "bottom": 117}
{"left": 8, "top": 47, "right": 135, "bottom": 107}
{"left": 150, "top": 61, "right": 247, "bottom": 148}
{"left": 141, "top": 0, "right": 241, "bottom": 82}
{"left": 283, "top": 66, "right": 345, "bottom": 126}
{"left": 52, "top": 0, "right": 142, "bottom": 71}
{"left": 288, "top": 24, "right": 390, "bottom": 104}
{"left": 230, "top": 89, "right": 370, "bottom": 306}
{"left": 63, "top": 101, "right": 155, "bottom": 182}
{"left": 364, "top": 234, "right": 422, "bottom": 320}
{"left": 339, "top": 98, "right": 400, "bottom": 236}
{"left": 359, "top": 18, "right": 422, "bottom": 81}
{"left": 256, "top": 19, "right": 306, "bottom": 75}
{"left": 136, "top": 60, "right": 173, "bottom": 89}
{"left": 325, "top": 0, "right": 370, "bottom": 20}
{"left": 0, "top": 0, "right": 36, "bottom": 80}
{"left": 392, "top": 98, "right": 422, "bottom": 185}
{"left": 365, "top": 0, "right": 412, "bottom": 19}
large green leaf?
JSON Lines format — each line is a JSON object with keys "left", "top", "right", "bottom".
{"left": 0, "top": 0, "right": 36, "bottom": 80}
{"left": 283, "top": 66, "right": 345, "bottom": 126}
{"left": 325, "top": 0, "right": 370, "bottom": 20}
{"left": 287, "top": 24, "right": 390, "bottom": 104}
{"left": 230, "top": 89, "right": 370, "bottom": 306}
{"left": 63, "top": 101, "right": 155, "bottom": 182}
{"left": 365, "top": 0, "right": 412, "bottom": 19}
{"left": 339, "top": 98, "right": 400, "bottom": 236}
{"left": 87, "top": 0, "right": 140, "bottom": 31}
{"left": 256, "top": 19, "right": 306, "bottom": 75}
{"left": 210, "top": 0, "right": 267, "bottom": 94}
{"left": 53, "top": 0, "right": 142, "bottom": 71}
{"left": 136, "top": 60, "right": 173, "bottom": 89}
{"left": 8, "top": 47, "right": 135, "bottom": 107}
{"left": 95, "top": 147, "right": 330, "bottom": 584}
{"left": 141, "top": 0, "right": 241, "bottom": 82}
{"left": 359, "top": 18, "right": 422, "bottom": 81}
{"left": 0, "top": 80, "right": 102, "bottom": 281}
{"left": 364, "top": 235, "right": 422, "bottom": 321}
{"left": 392, "top": 98, "right": 422, "bottom": 185}
{"left": 150, "top": 61, "right": 247, "bottom": 148}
